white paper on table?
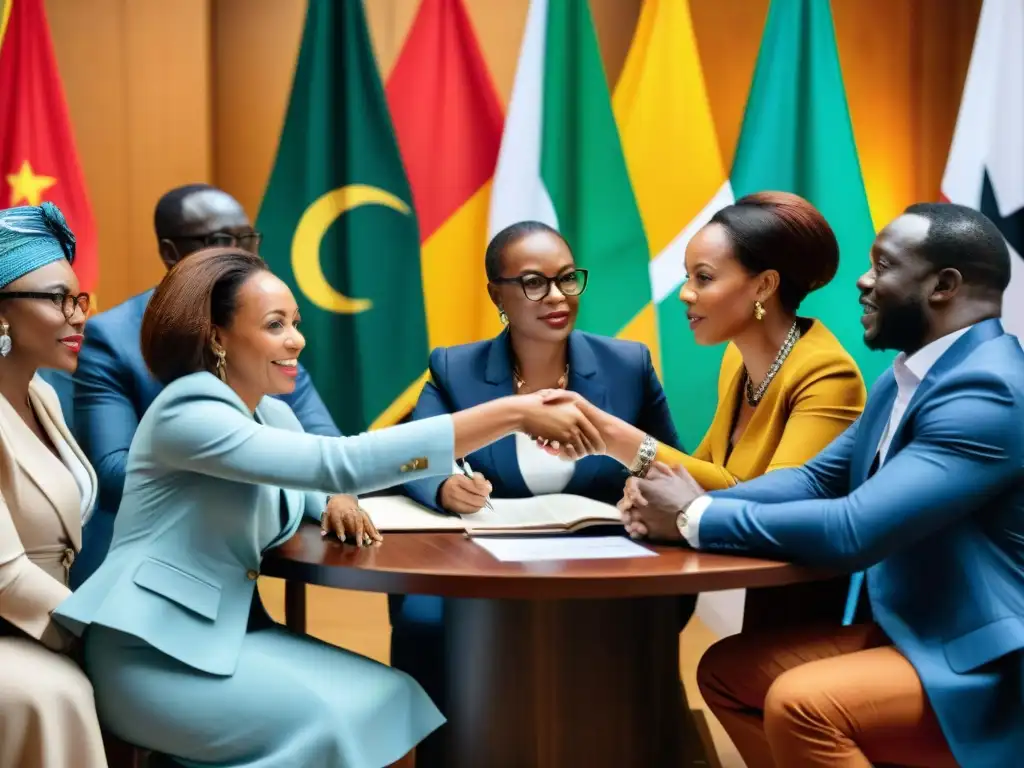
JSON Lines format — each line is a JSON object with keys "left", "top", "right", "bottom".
{"left": 472, "top": 536, "right": 657, "bottom": 562}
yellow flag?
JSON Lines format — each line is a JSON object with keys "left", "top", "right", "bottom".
{"left": 613, "top": 0, "right": 733, "bottom": 443}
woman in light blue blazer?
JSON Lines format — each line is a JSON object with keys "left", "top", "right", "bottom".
{"left": 54, "top": 248, "right": 602, "bottom": 768}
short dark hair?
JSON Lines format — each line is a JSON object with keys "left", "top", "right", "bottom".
{"left": 710, "top": 191, "right": 839, "bottom": 313}
{"left": 141, "top": 247, "right": 267, "bottom": 384}
{"left": 485, "top": 221, "right": 571, "bottom": 281}
{"left": 153, "top": 183, "right": 218, "bottom": 239}
{"left": 902, "top": 202, "right": 1010, "bottom": 293}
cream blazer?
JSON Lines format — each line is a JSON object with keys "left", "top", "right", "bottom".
{"left": 0, "top": 375, "right": 96, "bottom": 650}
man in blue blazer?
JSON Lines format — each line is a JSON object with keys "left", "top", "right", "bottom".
{"left": 621, "top": 203, "right": 1024, "bottom": 767}
{"left": 71, "top": 184, "right": 340, "bottom": 587}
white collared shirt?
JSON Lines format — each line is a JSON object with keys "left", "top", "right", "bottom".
{"left": 876, "top": 326, "right": 970, "bottom": 462}
{"left": 680, "top": 326, "right": 974, "bottom": 548}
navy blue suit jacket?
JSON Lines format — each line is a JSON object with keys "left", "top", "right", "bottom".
{"left": 71, "top": 289, "right": 339, "bottom": 586}
{"left": 403, "top": 329, "right": 682, "bottom": 510}
{"left": 698, "top": 320, "right": 1024, "bottom": 767}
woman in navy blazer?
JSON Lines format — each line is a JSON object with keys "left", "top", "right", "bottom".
{"left": 394, "top": 221, "right": 684, "bottom": 765}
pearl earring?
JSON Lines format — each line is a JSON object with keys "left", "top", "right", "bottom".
{"left": 0, "top": 321, "right": 11, "bottom": 357}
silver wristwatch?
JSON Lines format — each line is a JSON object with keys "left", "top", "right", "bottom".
{"left": 675, "top": 508, "right": 689, "bottom": 540}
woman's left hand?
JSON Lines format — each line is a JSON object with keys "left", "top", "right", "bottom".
{"left": 321, "top": 494, "right": 382, "bottom": 547}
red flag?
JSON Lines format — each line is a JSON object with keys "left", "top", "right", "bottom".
{"left": 386, "top": 0, "right": 504, "bottom": 348}
{"left": 0, "top": 0, "right": 98, "bottom": 292}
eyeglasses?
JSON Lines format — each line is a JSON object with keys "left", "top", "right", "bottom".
{"left": 0, "top": 291, "right": 91, "bottom": 319}
{"left": 166, "top": 230, "right": 263, "bottom": 255}
{"left": 491, "top": 269, "right": 589, "bottom": 302}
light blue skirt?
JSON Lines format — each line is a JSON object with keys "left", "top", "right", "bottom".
{"left": 84, "top": 623, "right": 444, "bottom": 768}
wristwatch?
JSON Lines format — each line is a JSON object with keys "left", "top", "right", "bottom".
{"left": 675, "top": 507, "right": 690, "bottom": 542}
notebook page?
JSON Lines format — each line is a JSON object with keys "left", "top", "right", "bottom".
{"left": 360, "top": 495, "right": 464, "bottom": 531}
{"left": 463, "top": 494, "right": 620, "bottom": 528}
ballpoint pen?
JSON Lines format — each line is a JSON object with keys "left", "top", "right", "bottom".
{"left": 461, "top": 460, "right": 495, "bottom": 511}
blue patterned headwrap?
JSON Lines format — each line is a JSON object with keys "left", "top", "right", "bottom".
{"left": 0, "top": 202, "right": 77, "bottom": 290}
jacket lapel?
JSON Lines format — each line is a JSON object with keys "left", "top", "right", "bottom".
{"left": 481, "top": 331, "right": 531, "bottom": 496}
{"left": 564, "top": 333, "right": 609, "bottom": 491}
{"left": 31, "top": 381, "right": 98, "bottom": 531}
{"left": 710, "top": 364, "right": 745, "bottom": 465}
{"left": 0, "top": 384, "right": 85, "bottom": 550}
{"left": 884, "top": 318, "right": 1004, "bottom": 459}
{"left": 253, "top": 401, "right": 306, "bottom": 545}
{"left": 853, "top": 371, "right": 897, "bottom": 485}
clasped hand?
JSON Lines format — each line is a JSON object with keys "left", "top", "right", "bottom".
{"left": 617, "top": 461, "right": 704, "bottom": 541}
{"left": 523, "top": 389, "right": 605, "bottom": 460}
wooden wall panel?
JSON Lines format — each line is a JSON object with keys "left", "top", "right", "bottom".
{"left": 834, "top": 0, "right": 918, "bottom": 232}
{"left": 43, "top": 0, "right": 129, "bottom": 307}
{"left": 42, "top": 0, "right": 980, "bottom": 308}
{"left": 46, "top": 0, "right": 211, "bottom": 308}
{"left": 211, "top": 0, "right": 305, "bottom": 220}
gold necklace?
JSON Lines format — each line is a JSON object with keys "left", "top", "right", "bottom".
{"left": 744, "top": 321, "right": 800, "bottom": 406}
{"left": 513, "top": 363, "right": 569, "bottom": 392}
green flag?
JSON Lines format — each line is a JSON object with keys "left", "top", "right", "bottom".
{"left": 257, "top": 0, "right": 427, "bottom": 434}
{"left": 731, "top": 0, "right": 891, "bottom": 384}
{"left": 488, "top": 0, "right": 650, "bottom": 339}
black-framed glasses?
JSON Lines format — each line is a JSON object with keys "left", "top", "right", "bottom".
{"left": 166, "top": 230, "right": 263, "bottom": 255}
{"left": 0, "top": 291, "right": 91, "bottom": 319}
{"left": 491, "top": 269, "right": 589, "bottom": 301}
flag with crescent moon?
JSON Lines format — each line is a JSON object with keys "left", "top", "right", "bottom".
{"left": 256, "top": 0, "right": 428, "bottom": 435}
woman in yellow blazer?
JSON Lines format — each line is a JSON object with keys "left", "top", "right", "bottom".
{"left": 551, "top": 192, "right": 866, "bottom": 490}
{"left": 0, "top": 204, "right": 106, "bottom": 768}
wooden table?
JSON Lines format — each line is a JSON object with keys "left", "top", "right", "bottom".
{"left": 264, "top": 523, "right": 830, "bottom": 768}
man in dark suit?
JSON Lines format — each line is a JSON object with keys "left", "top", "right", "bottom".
{"left": 71, "top": 184, "right": 340, "bottom": 587}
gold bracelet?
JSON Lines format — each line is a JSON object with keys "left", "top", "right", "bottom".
{"left": 629, "top": 434, "right": 657, "bottom": 477}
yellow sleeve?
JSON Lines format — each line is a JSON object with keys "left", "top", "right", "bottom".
{"left": 654, "top": 440, "right": 740, "bottom": 491}
{"left": 653, "top": 353, "right": 866, "bottom": 491}
{"left": 762, "top": 354, "right": 866, "bottom": 472}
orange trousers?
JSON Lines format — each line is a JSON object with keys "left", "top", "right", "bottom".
{"left": 697, "top": 623, "right": 958, "bottom": 768}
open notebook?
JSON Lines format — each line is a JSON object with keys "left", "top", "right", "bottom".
{"left": 360, "top": 494, "right": 623, "bottom": 535}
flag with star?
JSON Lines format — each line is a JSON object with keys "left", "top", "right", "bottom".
{"left": 0, "top": 0, "right": 97, "bottom": 291}
{"left": 941, "top": 0, "right": 1024, "bottom": 340}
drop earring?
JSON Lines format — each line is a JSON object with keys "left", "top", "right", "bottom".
{"left": 212, "top": 344, "right": 227, "bottom": 382}
{"left": 753, "top": 300, "right": 766, "bottom": 321}
{"left": 0, "top": 321, "right": 11, "bottom": 358}
{"left": 498, "top": 307, "right": 508, "bottom": 325}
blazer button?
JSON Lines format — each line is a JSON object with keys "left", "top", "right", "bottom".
{"left": 246, "top": 569, "right": 258, "bottom": 581}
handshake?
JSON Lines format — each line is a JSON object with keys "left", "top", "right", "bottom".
{"left": 438, "top": 390, "right": 608, "bottom": 514}
{"left": 519, "top": 389, "right": 607, "bottom": 460}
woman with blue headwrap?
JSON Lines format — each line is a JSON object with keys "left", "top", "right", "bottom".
{"left": 0, "top": 203, "right": 105, "bottom": 768}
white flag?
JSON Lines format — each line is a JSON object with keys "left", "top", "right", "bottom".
{"left": 941, "top": 0, "right": 1024, "bottom": 338}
